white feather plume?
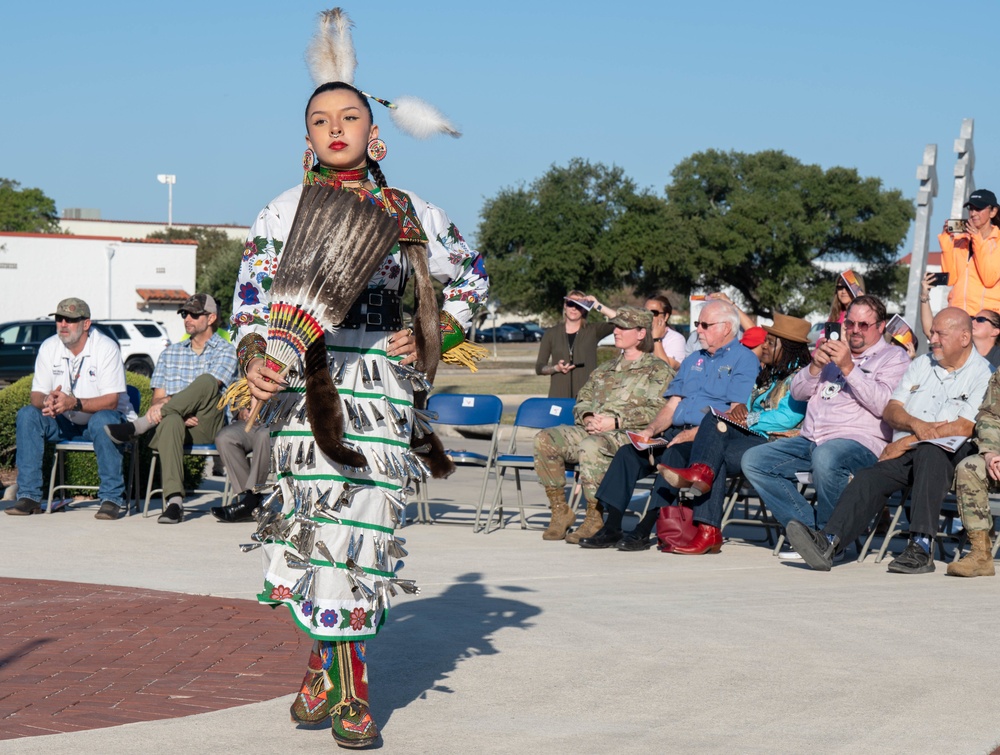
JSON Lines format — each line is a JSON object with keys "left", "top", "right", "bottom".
{"left": 306, "top": 8, "right": 357, "bottom": 86}
{"left": 389, "top": 95, "right": 462, "bottom": 139}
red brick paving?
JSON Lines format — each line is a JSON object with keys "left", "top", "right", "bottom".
{"left": 0, "top": 578, "right": 310, "bottom": 740}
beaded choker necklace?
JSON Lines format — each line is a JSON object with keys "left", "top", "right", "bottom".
{"left": 304, "top": 165, "right": 370, "bottom": 187}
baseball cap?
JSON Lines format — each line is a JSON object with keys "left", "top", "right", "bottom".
{"left": 965, "top": 190, "right": 998, "bottom": 210}
{"left": 608, "top": 305, "right": 653, "bottom": 330}
{"left": 50, "top": 297, "right": 91, "bottom": 320}
{"left": 740, "top": 326, "right": 767, "bottom": 349}
{"left": 177, "top": 293, "right": 218, "bottom": 316}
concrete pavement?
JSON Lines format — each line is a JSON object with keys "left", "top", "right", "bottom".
{"left": 2, "top": 459, "right": 1000, "bottom": 754}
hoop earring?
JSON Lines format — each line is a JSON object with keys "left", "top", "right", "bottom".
{"left": 302, "top": 148, "right": 315, "bottom": 173}
{"left": 366, "top": 138, "right": 387, "bottom": 162}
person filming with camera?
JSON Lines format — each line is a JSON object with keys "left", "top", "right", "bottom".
{"left": 938, "top": 188, "right": 1000, "bottom": 316}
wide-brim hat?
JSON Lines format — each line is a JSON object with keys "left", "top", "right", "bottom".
{"left": 763, "top": 312, "right": 811, "bottom": 344}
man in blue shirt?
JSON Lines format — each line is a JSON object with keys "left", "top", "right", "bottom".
{"left": 579, "top": 300, "right": 759, "bottom": 553}
{"left": 106, "top": 294, "right": 237, "bottom": 523}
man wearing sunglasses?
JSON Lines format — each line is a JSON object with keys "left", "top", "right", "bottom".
{"left": 6, "top": 297, "right": 136, "bottom": 519}
{"left": 742, "top": 295, "right": 911, "bottom": 549}
{"left": 786, "top": 307, "right": 990, "bottom": 574}
{"left": 105, "top": 294, "right": 237, "bottom": 524}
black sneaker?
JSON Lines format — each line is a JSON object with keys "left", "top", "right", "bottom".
{"left": 104, "top": 422, "right": 137, "bottom": 445}
{"left": 94, "top": 501, "right": 122, "bottom": 520}
{"left": 5, "top": 498, "right": 42, "bottom": 516}
{"left": 785, "top": 520, "right": 835, "bottom": 571}
{"left": 887, "top": 542, "right": 935, "bottom": 574}
{"left": 158, "top": 502, "right": 184, "bottom": 524}
{"left": 578, "top": 526, "right": 623, "bottom": 549}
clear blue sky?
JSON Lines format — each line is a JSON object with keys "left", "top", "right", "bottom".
{"left": 1, "top": 0, "right": 991, "bottom": 254}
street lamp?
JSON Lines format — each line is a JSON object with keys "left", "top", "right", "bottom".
{"left": 486, "top": 298, "right": 500, "bottom": 360}
{"left": 157, "top": 174, "right": 176, "bottom": 227}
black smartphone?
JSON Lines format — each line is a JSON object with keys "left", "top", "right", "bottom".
{"left": 928, "top": 272, "right": 950, "bottom": 287}
{"left": 824, "top": 322, "right": 841, "bottom": 342}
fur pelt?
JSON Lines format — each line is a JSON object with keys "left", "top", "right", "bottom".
{"left": 410, "top": 389, "right": 455, "bottom": 479}
{"left": 402, "top": 242, "right": 442, "bottom": 383}
{"left": 303, "top": 339, "right": 366, "bottom": 468}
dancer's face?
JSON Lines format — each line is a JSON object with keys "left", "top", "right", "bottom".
{"left": 305, "top": 88, "right": 378, "bottom": 171}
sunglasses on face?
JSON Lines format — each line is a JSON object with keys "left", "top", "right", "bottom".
{"left": 55, "top": 315, "right": 84, "bottom": 324}
{"left": 694, "top": 321, "right": 720, "bottom": 330}
{"left": 974, "top": 315, "right": 1000, "bottom": 327}
{"left": 180, "top": 311, "right": 206, "bottom": 320}
{"left": 835, "top": 284, "right": 849, "bottom": 291}
{"left": 646, "top": 309, "right": 665, "bottom": 316}
{"left": 843, "top": 319, "right": 878, "bottom": 332}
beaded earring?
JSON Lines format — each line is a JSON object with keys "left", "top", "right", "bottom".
{"left": 303, "top": 148, "right": 316, "bottom": 177}
{"left": 366, "top": 138, "right": 387, "bottom": 162}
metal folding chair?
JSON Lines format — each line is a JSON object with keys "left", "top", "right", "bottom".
{"left": 412, "top": 393, "right": 504, "bottom": 528}
{"left": 47, "top": 385, "right": 142, "bottom": 514}
{"left": 482, "top": 397, "right": 575, "bottom": 533}
{"left": 143, "top": 443, "right": 232, "bottom": 517}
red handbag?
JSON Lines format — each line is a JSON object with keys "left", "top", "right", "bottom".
{"left": 656, "top": 504, "right": 697, "bottom": 552}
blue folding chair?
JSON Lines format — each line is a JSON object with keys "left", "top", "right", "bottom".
{"left": 482, "top": 397, "right": 575, "bottom": 533}
{"left": 47, "top": 385, "right": 142, "bottom": 514}
{"left": 413, "top": 393, "right": 504, "bottom": 528}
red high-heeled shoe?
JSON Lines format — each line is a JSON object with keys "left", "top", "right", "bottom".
{"left": 657, "top": 462, "right": 715, "bottom": 494}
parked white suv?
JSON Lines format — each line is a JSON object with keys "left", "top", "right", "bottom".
{"left": 94, "top": 320, "right": 171, "bottom": 377}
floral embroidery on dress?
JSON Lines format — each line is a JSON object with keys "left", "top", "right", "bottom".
{"left": 320, "top": 609, "right": 339, "bottom": 628}
{"left": 339, "top": 607, "right": 373, "bottom": 631}
{"left": 270, "top": 585, "right": 293, "bottom": 601}
{"left": 239, "top": 282, "right": 260, "bottom": 306}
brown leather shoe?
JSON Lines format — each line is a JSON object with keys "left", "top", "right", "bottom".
{"left": 672, "top": 523, "right": 723, "bottom": 554}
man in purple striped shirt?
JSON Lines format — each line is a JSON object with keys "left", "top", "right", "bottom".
{"left": 741, "top": 295, "right": 911, "bottom": 536}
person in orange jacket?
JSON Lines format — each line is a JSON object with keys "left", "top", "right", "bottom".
{"left": 939, "top": 189, "right": 1000, "bottom": 316}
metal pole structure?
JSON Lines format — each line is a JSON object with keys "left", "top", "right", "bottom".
{"left": 157, "top": 174, "right": 176, "bottom": 228}
{"left": 903, "top": 144, "right": 937, "bottom": 354}
{"left": 951, "top": 118, "right": 975, "bottom": 217}
{"left": 106, "top": 245, "right": 116, "bottom": 318}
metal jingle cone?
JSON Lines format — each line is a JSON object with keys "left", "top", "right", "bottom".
{"left": 345, "top": 399, "right": 361, "bottom": 432}
{"left": 291, "top": 568, "right": 315, "bottom": 599}
{"left": 295, "top": 441, "right": 305, "bottom": 466}
{"left": 380, "top": 452, "right": 398, "bottom": 480}
{"left": 306, "top": 441, "right": 315, "bottom": 466}
{"left": 357, "top": 404, "right": 373, "bottom": 430}
{"left": 285, "top": 551, "right": 311, "bottom": 570}
{"left": 278, "top": 443, "right": 291, "bottom": 474}
{"left": 385, "top": 399, "right": 407, "bottom": 427}
{"left": 347, "top": 531, "right": 364, "bottom": 563}
{"left": 361, "top": 360, "right": 373, "bottom": 387}
{"left": 371, "top": 360, "right": 381, "bottom": 383}
{"left": 374, "top": 536, "right": 388, "bottom": 572}
{"left": 370, "top": 402, "right": 385, "bottom": 423}
{"left": 401, "top": 453, "right": 424, "bottom": 482}
{"left": 328, "top": 355, "right": 337, "bottom": 377}
{"left": 392, "top": 453, "right": 409, "bottom": 479}
{"left": 270, "top": 447, "right": 277, "bottom": 475}
{"left": 280, "top": 398, "right": 297, "bottom": 424}
{"left": 239, "top": 542, "right": 262, "bottom": 552}
{"left": 412, "top": 407, "right": 439, "bottom": 423}
{"left": 296, "top": 399, "right": 308, "bottom": 424}
{"left": 336, "top": 482, "right": 368, "bottom": 510}
{"left": 386, "top": 538, "right": 409, "bottom": 559}
{"left": 371, "top": 452, "right": 387, "bottom": 476}
{"left": 315, "top": 483, "right": 334, "bottom": 508}
{"left": 316, "top": 540, "right": 338, "bottom": 565}
{"left": 334, "top": 358, "right": 349, "bottom": 386}
{"left": 413, "top": 416, "right": 434, "bottom": 438}
{"left": 385, "top": 579, "right": 398, "bottom": 598}
{"left": 406, "top": 451, "right": 432, "bottom": 481}
{"left": 390, "top": 577, "right": 420, "bottom": 595}
{"left": 292, "top": 520, "right": 316, "bottom": 557}
{"left": 394, "top": 560, "right": 405, "bottom": 572}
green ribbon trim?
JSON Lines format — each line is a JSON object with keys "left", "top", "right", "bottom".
{"left": 276, "top": 471, "right": 404, "bottom": 492}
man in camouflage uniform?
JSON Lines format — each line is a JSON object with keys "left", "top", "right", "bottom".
{"left": 533, "top": 306, "right": 675, "bottom": 543}
{"left": 950, "top": 370, "right": 1000, "bottom": 577}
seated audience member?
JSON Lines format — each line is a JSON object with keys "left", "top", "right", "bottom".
{"left": 645, "top": 294, "right": 685, "bottom": 370}
{"left": 578, "top": 300, "right": 760, "bottom": 552}
{"left": 535, "top": 290, "right": 617, "bottom": 399}
{"left": 814, "top": 270, "right": 865, "bottom": 351}
{"left": 740, "top": 295, "right": 911, "bottom": 539}
{"left": 105, "top": 294, "right": 237, "bottom": 524}
{"left": 937, "top": 189, "right": 1000, "bottom": 316}
{"left": 6, "top": 297, "right": 136, "bottom": 520}
{"left": 658, "top": 314, "right": 811, "bottom": 540}
{"left": 950, "top": 370, "right": 1000, "bottom": 577}
{"left": 532, "top": 306, "right": 675, "bottom": 543}
{"left": 786, "top": 308, "right": 991, "bottom": 574}
{"left": 210, "top": 411, "right": 271, "bottom": 522}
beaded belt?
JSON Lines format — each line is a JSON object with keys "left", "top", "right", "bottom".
{"left": 339, "top": 290, "right": 403, "bottom": 331}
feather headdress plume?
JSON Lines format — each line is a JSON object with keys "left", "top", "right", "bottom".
{"left": 306, "top": 8, "right": 461, "bottom": 140}
{"left": 306, "top": 8, "right": 357, "bottom": 85}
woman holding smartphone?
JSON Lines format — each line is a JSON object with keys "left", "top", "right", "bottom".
{"left": 939, "top": 188, "right": 1000, "bottom": 315}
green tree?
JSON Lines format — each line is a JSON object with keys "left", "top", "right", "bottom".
{"left": 638, "top": 149, "right": 914, "bottom": 317}
{"left": 0, "top": 178, "right": 59, "bottom": 233}
{"left": 146, "top": 227, "right": 243, "bottom": 324}
{"left": 478, "top": 159, "right": 666, "bottom": 314}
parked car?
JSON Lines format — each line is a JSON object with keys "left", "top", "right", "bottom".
{"left": 505, "top": 322, "right": 545, "bottom": 342}
{"left": 0, "top": 319, "right": 58, "bottom": 383}
{"left": 94, "top": 320, "right": 171, "bottom": 377}
{"left": 474, "top": 325, "right": 526, "bottom": 343}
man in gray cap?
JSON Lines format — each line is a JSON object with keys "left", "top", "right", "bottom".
{"left": 6, "top": 297, "right": 136, "bottom": 519}
{"left": 532, "top": 306, "right": 676, "bottom": 543}
{"left": 105, "top": 293, "right": 237, "bottom": 524}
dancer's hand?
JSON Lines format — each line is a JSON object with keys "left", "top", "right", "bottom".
{"left": 388, "top": 327, "right": 420, "bottom": 366}
{"left": 246, "top": 358, "right": 284, "bottom": 402}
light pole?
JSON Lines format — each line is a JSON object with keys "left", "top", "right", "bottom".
{"left": 486, "top": 298, "right": 500, "bottom": 360}
{"left": 157, "top": 174, "right": 176, "bottom": 227}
